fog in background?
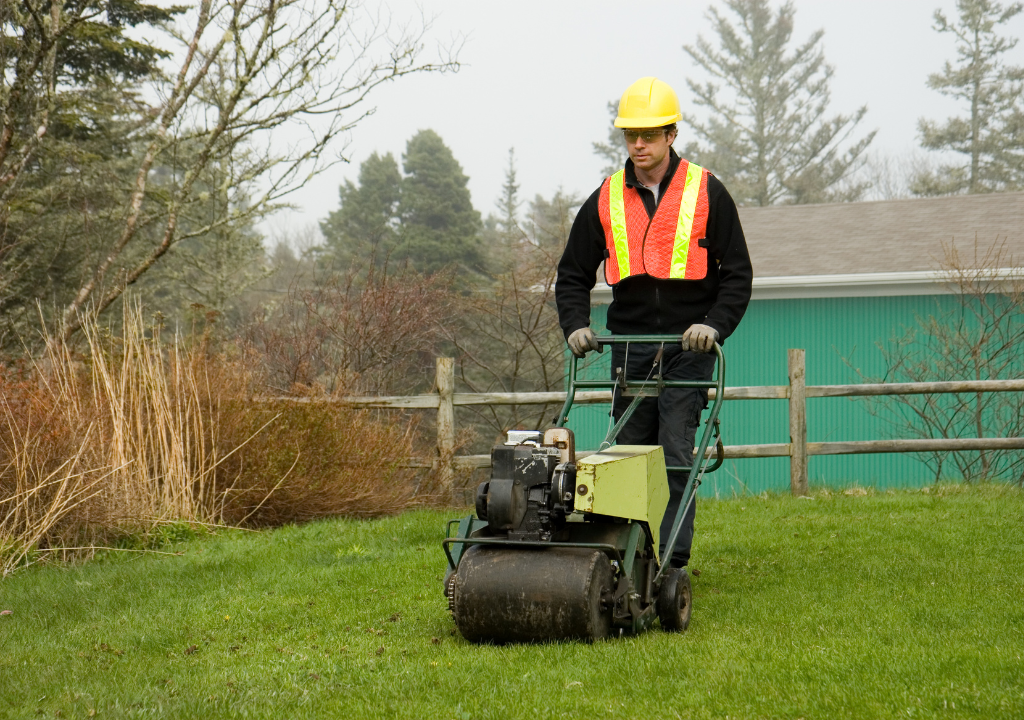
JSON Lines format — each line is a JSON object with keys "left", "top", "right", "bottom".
{"left": 266, "top": 0, "right": 1024, "bottom": 241}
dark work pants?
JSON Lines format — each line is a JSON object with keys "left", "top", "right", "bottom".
{"left": 610, "top": 343, "right": 715, "bottom": 568}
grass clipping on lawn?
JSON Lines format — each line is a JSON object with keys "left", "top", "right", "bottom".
{"left": 0, "top": 303, "right": 418, "bottom": 575}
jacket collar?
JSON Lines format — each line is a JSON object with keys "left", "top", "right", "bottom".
{"left": 624, "top": 147, "right": 681, "bottom": 195}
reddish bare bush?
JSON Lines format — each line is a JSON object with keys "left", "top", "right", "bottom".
{"left": 0, "top": 364, "right": 112, "bottom": 565}
{"left": 215, "top": 399, "right": 419, "bottom": 525}
{"left": 245, "top": 261, "right": 455, "bottom": 396}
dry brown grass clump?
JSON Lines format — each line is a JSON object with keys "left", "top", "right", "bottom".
{"left": 0, "top": 303, "right": 419, "bottom": 576}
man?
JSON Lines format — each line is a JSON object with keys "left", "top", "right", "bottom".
{"left": 555, "top": 77, "right": 752, "bottom": 569}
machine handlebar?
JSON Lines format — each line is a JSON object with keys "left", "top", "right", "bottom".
{"left": 557, "top": 333, "right": 727, "bottom": 582}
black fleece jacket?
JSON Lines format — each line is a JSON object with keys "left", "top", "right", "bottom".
{"left": 555, "top": 149, "right": 753, "bottom": 343}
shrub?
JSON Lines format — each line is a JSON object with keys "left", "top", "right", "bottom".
{"left": 215, "top": 399, "right": 418, "bottom": 526}
{"left": 0, "top": 302, "right": 419, "bottom": 575}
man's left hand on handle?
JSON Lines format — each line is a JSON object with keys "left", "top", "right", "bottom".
{"left": 681, "top": 324, "right": 718, "bottom": 353}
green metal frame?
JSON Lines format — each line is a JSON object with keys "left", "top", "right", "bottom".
{"left": 443, "top": 335, "right": 726, "bottom": 588}
{"left": 555, "top": 335, "right": 726, "bottom": 581}
{"left": 445, "top": 517, "right": 488, "bottom": 569}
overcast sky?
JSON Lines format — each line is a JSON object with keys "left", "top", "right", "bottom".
{"left": 265, "top": 0, "right": 1024, "bottom": 243}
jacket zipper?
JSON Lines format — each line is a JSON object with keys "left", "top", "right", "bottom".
{"left": 655, "top": 286, "right": 662, "bottom": 331}
{"left": 640, "top": 190, "right": 661, "bottom": 331}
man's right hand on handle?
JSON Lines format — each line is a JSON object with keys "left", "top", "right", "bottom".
{"left": 567, "top": 327, "right": 599, "bottom": 358}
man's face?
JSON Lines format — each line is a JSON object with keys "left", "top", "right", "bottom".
{"left": 624, "top": 127, "right": 676, "bottom": 175}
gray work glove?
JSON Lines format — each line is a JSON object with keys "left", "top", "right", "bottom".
{"left": 567, "top": 327, "right": 599, "bottom": 358}
{"left": 681, "top": 323, "right": 719, "bottom": 353}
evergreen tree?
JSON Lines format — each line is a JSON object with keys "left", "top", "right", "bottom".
{"left": 319, "top": 152, "right": 402, "bottom": 269}
{"left": 485, "top": 148, "right": 528, "bottom": 271}
{"left": 479, "top": 214, "right": 502, "bottom": 271}
{"left": 591, "top": 101, "right": 629, "bottom": 177}
{"left": 396, "top": 130, "right": 483, "bottom": 275}
{"left": 496, "top": 148, "right": 522, "bottom": 240}
{"left": 914, "top": 0, "right": 1024, "bottom": 195}
{"left": 525, "top": 190, "right": 580, "bottom": 253}
{"left": 681, "top": 0, "right": 875, "bottom": 205}
{"left": 144, "top": 181, "right": 269, "bottom": 322}
{"left": 0, "top": 1, "right": 183, "bottom": 343}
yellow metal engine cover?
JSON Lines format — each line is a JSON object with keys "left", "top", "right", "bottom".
{"left": 574, "top": 445, "right": 670, "bottom": 551}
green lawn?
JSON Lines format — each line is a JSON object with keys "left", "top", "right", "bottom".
{"left": 1, "top": 485, "right": 1022, "bottom": 719}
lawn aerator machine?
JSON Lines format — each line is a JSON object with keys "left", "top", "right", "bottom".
{"left": 442, "top": 334, "right": 726, "bottom": 643}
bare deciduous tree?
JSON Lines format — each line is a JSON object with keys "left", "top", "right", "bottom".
{"left": 859, "top": 151, "right": 938, "bottom": 202}
{"left": 862, "top": 240, "right": 1024, "bottom": 483}
{"left": 1, "top": 0, "right": 460, "bottom": 340}
{"left": 244, "top": 259, "right": 454, "bottom": 396}
{"left": 448, "top": 189, "right": 579, "bottom": 446}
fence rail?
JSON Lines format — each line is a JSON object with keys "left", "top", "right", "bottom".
{"left": 263, "top": 379, "right": 1024, "bottom": 407}
{"left": 261, "top": 354, "right": 1024, "bottom": 497}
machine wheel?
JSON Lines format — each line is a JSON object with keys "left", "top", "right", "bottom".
{"left": 656, "top": 568, "right": 692, "bottom": 632}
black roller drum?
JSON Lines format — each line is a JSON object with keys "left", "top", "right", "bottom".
{"left": 452, "top": 546, "right": 614, "bottom": 643}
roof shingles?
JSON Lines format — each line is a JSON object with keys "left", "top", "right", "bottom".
{"left": 737, "top": 191, "right": 1024, "bottom": 277}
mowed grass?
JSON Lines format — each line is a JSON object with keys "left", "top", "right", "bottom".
{"left": 1, "top": 485, "right": 1022, "bottom": 719}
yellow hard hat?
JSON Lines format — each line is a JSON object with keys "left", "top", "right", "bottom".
{"left": 614, "top": 77, "right": 682, "bottom": 128}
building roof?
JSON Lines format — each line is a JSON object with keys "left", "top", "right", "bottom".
{"left": 592, "top": 191, "right": 1024, "bottom": 303}
{"left": 738, "top": 191, "right": 1024, "bottom": 277}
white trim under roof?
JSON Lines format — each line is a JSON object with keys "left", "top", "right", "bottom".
{"left": 588, "top": 268, "right": 1024, "bottom": 303}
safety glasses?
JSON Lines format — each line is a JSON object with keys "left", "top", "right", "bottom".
{"left": 622, "top": 129, "right": 667, "bottom": 144}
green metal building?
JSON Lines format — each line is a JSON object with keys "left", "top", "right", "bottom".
{"left": 565, "top": 191, "right": 1024, "bottom": 494}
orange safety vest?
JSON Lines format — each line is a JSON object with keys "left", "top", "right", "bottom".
{"left": 597, "top": 159, "right": 711, "bottom": 285}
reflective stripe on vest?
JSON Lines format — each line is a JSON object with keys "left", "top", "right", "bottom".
{"left": 607, "top": 169, "right": 630, "bottom": 282}
{"left": 598, "top": 159, "right": 710, "bottom": 285}
{"left": 671, "top": 161, "right": 706, "bottom": 278}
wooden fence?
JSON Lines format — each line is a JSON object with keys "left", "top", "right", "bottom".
{"left": 271, "top": 351, "right": 1024, "bottom": 497}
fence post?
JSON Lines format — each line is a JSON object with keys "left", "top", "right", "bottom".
{"left": 788, "top": 349, "right": 808, "bottom": 496}
{"left": 435, "top": 357, "right": 455, "bottom": 501}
